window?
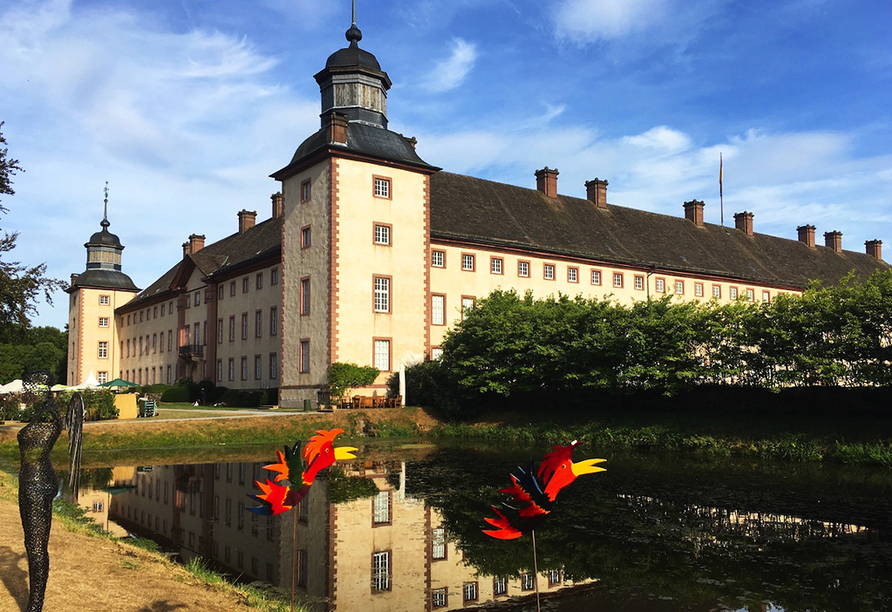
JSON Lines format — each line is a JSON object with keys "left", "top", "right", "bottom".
{"left": 300, "top": 340, "right": 310, "bottom": 373}
{"left": 166, "top": 365, "right": 171, "bottom": 384}
{"left": 97, "top": 372, "right": 107, "bottom": 385}
{"left": 490, "top": 257, "right": 503, "bottom": 274}
{"left": 613, "top": 272, "right": 623, "bottom": 288}
{"left": 242, "top": 277, "right": 249, "bottom": 293}
{"left": 373, "top": 490, "right": 391, "bottom": 525}
{"left": 461, "top": 253, "right": 475, "bottom": 271}
{"left": 230, "top": 281, "right": 236, "bottom": 297}
{"left": 373, "top": 176, "right": 391, "bottom": 199}
{"left": 493, "top": 577, "right": 508, "bottom": 596}
{"left": 730, "top": 287, "right": 738, "bottom": 299}
{"left": 256, "top": 273, "right": 263, "bottom": 290}
{"left": 160, "top": 333, "right": 165, "bottom": 352}
{"left": 373, "top": 338, "right": 390, "bottom": 371}
{"left": 255, "top": 310, "right": 262, "bottom": 337}
{"left": 431, "top": 294, "right": 445, "bottom": 325}
{"left": 568, "top": 267, "right": 578, "bottom": 283}
{"left": 154, "top": 306, "right": 158, "bottom": 319}
{"left": 270, "top": 306, "right": 278, "bottom": 335}
{"left": 241, "top": 313, "right": 248, "bottom": 340}
{"left": 431, "top": 250, "right": 445, "bottom": 267}
{"left": 746, "top": 288, "right": 755, "bottom": 302}
{"left": 271, "top": 268, "right": 279, "bottom": 285}
{"left": 300, "top": 226, "right": 311, "bottom": 248}
{"left": 592, "top": 269, "right": 602, "bottom": 285}
{"left": 217, "top": 286, "right": 223, "bottom": 301}
{"left": 241, "top": 357, "right": 248, "bottom": 380}
{"left": 713, "top": 284, "right": 721, "bottom": 298}
{"left": 374, "top": 224, "right": 391, "bottom": 245}
{"left": 127, "top": 314, "right": 131, "bottom": 325}
{"left": 217, "top": 319, "right": 223, "bottom": 344}
{"left": 522, "top": 573, "right": 535, "bottom": 591}
{"left": 301, "top": 179, "right": 311, "bottom": 202}
{"left": 762, "top": 290, "right": 770, "bottom": 303}
{"left": 544, "top": 264, "right": 555, "bottom": 280}
{"left": 373, "top": 277, "right": 390, "bottom": 313}
{"left": 229, "top": 316, "right": 236, "bottom": 342}
{"left": 432, "top": 588, "right": 447, "bottom": 608}
{"left": 675, "top": 280, "right": 684, "bottom": 295}
{"left": 153, "top": 333, "right": 157, "bottom": 353}
{"left": 98, "top": 341, "right": 108, "bottom": 359}
{"left": 194, "top": 291, "right": 200, "bottom": 306}
{"left": 217, "top": 360, "right": 223, "bottom": 383}
{"left": 99, "top": 295, "right": 110, "bottom": 305}
{"left": 300, "top": 277, "right": 311, "bottom": 315}
{"left": 431, "top": 347, "right": 443, "bottom": 360}
{"left": 695, "top": 282, "right": 704, "bottom": 297}
{"left": 228, "top": 358, "right": 235, "bottom": 381}
{"left": 269, "top": 353, "right": 278, "bottom": 380}
{"left": 461, "top": 296, "right": 475, "bottom": 319}
{"left": 372, "top": 551, "right": 391, "bottom": 591}
{"left": 431, "top": 527, "right": 446, "bottom": 560}
{"left": 463, "top": 582, "right": 478, "bottom": 603}
{"left": 634, "top": 275, "right": 644, "bottom": 290}
{"left": 254, "top": 355, "right": 262, "bottom": 380}
{"left": 518, "top": 260, "right": 529, "bottom": 277}
{"left": 549, "top": 569, "right": 563, "bottom": 586}
{"left": 98, "top": 317, "right": 109, "bottom": 327}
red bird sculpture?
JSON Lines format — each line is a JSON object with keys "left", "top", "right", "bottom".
{"left": 248, "top": 428, "right": 357, "bottom": 516}
{"left": 483, "top": 440, "right": 605, "bottom": 539}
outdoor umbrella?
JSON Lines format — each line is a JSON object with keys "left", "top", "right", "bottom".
{"left": 100, "top": 378, "right": 138, "bottom": 388}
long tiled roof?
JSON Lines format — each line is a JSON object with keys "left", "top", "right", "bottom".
{"left": 429, "top": 172, "right": 888, "bottom": 289}
{"left": 122, "top": 216, "right": 282, "bottom": 309}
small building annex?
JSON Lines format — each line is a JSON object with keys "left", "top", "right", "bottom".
{"left": 66, "top": 21, "right": 889, "bottom": 406}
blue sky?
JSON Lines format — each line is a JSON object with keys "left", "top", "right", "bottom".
{"left": 1, "top": 0, "right": 890, "bottom": 329}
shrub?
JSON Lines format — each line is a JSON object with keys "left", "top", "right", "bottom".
{"left": 327, "top": 362, "right": 379, "bottom": 399}
{"left": 261, "top": 387, "right": 279, "bottom": 405}
{"left": 218, "top": 388, "right": 263, "bottom": 408}
{"left": 160, "top": 386, "right": 190, "bottom": 403}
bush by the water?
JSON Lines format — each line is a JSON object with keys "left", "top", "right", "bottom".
{"left": 418, "top": 271, "right": 892, "bottom": 419}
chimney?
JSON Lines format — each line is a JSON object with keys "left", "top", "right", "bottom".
{"left": 866, "top": 239, "right": 883, "bottom": 261}
{"left": 683, "top": 200, "right": 705, "bottom": 227}
{"left": 585, "top": 178, "right": 608, "bottom": 209}
{"left": 824, "top": 230, "right": 842, "bottom": 253}
{"left": 535, "top": 167, "right": 559, "bottom": 198}
{"left": 271, "top": 192, "right": 284, "bottom": 219}
{"left": 189, "top": 234, "right": 205, "bottom": 253}
{"left": 734, "top": 211, "right": 754, "bottom": 236}
{"left": 797, "top": 225, "right": 815, "bottom": 248}
{"left": 324, "top": 111, "right": 349, "bottom": 145}
{"left": 238, "top": 210, "right": 257, "bottom": 234}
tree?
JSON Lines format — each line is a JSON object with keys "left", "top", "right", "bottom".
{"left": 0, "top": 122, "right": 66, "bottom": 342}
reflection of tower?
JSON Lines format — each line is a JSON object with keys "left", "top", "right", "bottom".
{"left": 66, "top": 184, "right": 139, "bottom": 386}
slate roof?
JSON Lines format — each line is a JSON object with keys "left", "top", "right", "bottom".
{"left": 280, "top": 122, "right": 436, "bottom": 173}
{"left": 429, "top": 172, "right": 888, "bottom": 290}
{"left": 121, "top": 216, "right": 282, "bottom": 310}
{"left": 69, "top": 269, "right": 138, "bottom": 292}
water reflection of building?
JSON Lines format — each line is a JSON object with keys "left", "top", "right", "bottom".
{"left": 617, "top": 494, "right": 870, "bottom": 545}
{"left": 108, "top": 459, "right": 587, "bottom": 610}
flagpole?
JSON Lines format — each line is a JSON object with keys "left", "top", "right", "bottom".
{"left": 719, "top": 152, "right": 724, "bottom": 227}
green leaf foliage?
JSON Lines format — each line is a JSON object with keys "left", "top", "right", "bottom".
{"left": 422, "top": 272, "right": 892, "bottom": 415}
{"left": 327, "top": 361, "right": 380, "bottom": 399}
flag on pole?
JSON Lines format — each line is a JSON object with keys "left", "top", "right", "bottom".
{"left": 719, "top": 152, "right": 724, "bottom": 226}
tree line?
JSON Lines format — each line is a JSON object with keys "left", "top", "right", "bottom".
{"left": 406, "top": 271, "right": 892, "bottom": 417}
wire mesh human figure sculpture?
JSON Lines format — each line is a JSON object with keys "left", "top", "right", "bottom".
{"left": 17, "top": 371, "right": 83, "bottom": 612}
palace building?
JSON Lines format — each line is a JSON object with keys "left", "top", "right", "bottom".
{"left": 67, "top": 21, "right": 888, "bottom": 406}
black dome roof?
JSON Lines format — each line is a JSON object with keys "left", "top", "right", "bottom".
{"left": 325, "top": 45, "right": 382, "bottom": 72}
{"left": 87, "top": 219, "right": 122, "bottom": 248}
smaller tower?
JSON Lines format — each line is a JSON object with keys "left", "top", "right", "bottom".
{"left": 67, "top": 184, "right": 139, "bottom": 386}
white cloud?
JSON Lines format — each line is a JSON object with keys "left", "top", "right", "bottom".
{"left": 554, "top": 0, "right": 672, "bottom": 42}
{"left": 623, "top": 126, "right": 692, "bottom": 153}
{"left": 422, "top": 38, "right": 477, "bottom": 93}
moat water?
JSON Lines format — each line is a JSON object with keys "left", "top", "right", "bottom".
{"left": 71, "top": 440, "right": 892, "bottom": 611}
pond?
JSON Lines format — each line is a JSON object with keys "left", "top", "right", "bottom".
{"left": 71, "top": 441, "right": 892, "bottom": 611}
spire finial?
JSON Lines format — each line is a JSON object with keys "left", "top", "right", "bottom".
{"left": 346, "top": 0, "right": 362, "bottom": 47}
{"left": 101, "top": 181, "right": 110, "bottom": 229}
